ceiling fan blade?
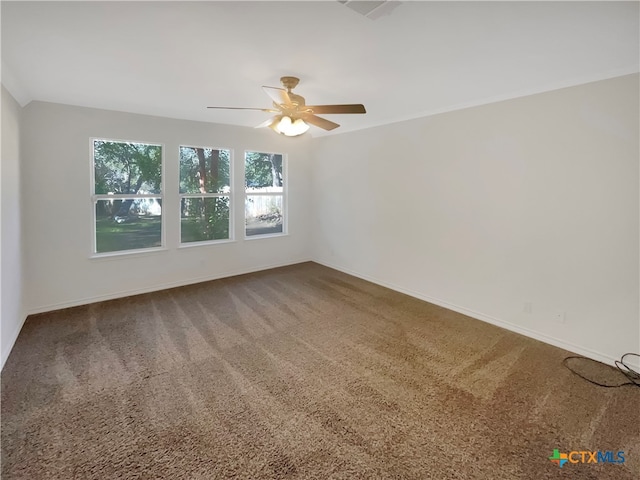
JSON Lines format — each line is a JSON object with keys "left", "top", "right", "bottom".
{"left": 207, "top": 106, "right": 278, "bottom": 112}
{"left": 305, "top": 104, "right": 366, "bottom": 114}
{"left": 255, "top": 116, "right": 280, "bottom": 129}
{"left": 301, "top": 114, "right": 340, "bottom": 131}
{"left": 262, "top": 86, "right": 292, "bottom": 106}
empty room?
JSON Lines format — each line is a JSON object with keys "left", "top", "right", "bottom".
{"left": 1, "top": 1, "right": 639, "bottom": 479}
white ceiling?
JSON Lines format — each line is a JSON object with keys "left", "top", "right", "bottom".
{"left": 2, "top": 1, "right": 639, "bottom": 137}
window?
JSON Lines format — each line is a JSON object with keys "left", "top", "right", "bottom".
{"left": 245, "top": 151, "right": 285, "bottom": 237}
{"left": 180, "top": 146, "right": 231, "bottom": 244}
{"left": 92, "top": 139, "right": 163, "bottom": 254}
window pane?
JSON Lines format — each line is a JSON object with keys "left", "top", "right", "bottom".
{"left": 94, "top": 140, "right": 162, "bottom": 195}
{"left": 181, "top": 197, "right": 230, "bottom": 243}
{"left": 245, "top": 151, "right": 283, "bottom": 193}
{"left": 245, "top": 195, "right": 283, "bottom": 236}
{"left": 95, "top": 199, "right": 162, "bottom": 253}
{"left": 180, "top": 147, "right": 231, "bottom": 194}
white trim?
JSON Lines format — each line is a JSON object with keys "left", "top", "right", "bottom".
{"left": 179, "top": 193, "right": 232, "bottom": 198}
{"left": 90, "top": 246, "right": 168, "bottom": 260}
{"left": 312, "top": 259, "right": 631, "bottom": 369}
{"left": 93, "top": 194, "right": 163, "bottom": 200}
{"left": 244, "top": 232, "right": 288, "bottom": 241}
{"left": 90, "top": 138, "right": 96, "bottom": 256}
{"left": 229, "top": 148, "right": 235, "bottom": 241}
{"left": 178, "top": 238, "right": 236, "bottom": 249}
{"left": 20, "top": 259, "right": 638, "bottom": 372}
{"left": 1, "top": 312, "right": 28, "bottom": 372}
{"left": 26, "top": 258, "right": 312, "bottom": 316}
{"left": 242, "top": 191, "right": 285, "bottom": 196}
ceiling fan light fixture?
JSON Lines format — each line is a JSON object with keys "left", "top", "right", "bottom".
{"left": 209, "top": 76, "right": 366, "bottom": 135}
{"left": 275, "top": 116, "right": 309, "bottom": 136}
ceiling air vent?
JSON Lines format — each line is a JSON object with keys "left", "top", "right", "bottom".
{"left": 338, "top": 1, "right": 401, "bottom": 20}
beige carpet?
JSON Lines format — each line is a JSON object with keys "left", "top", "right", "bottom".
{"left": 2, "top": 262, "right": 638, "bottom": 479}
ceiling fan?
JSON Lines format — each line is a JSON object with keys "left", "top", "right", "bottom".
{"left": 207, "top": 76, "right": 366, "bottom": 136}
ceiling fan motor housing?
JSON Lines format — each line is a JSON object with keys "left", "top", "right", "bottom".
{"left": 280, "top": 76, "right": 300, "bottom": 91}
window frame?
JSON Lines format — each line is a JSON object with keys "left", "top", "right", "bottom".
{"left": 178, "top": 144, "right": 234, "bottom": 247}
{"left": 243, "top": 150, "right": 288, "bottom": 240}
{"left": 90, "top": 137, "right": 166, "bottom": 258}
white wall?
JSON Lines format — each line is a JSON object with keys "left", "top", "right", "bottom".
{"left": 311, "top": 74, "right": 639, "bottom": 365}
{"left": 1, "top": 85, "right": 25, "bottom": 369}
{"left": 22, "top": 102, "right": 313, "bottom": 313}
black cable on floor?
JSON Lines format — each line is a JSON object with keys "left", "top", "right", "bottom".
{"left": 562, "top": 353, "right": 640, "bottom": 388}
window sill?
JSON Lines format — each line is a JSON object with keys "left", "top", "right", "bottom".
{"left": 178, "top": 239, "right": 236, "bottom": 249}
{"left": 90, "top": 247, "right": 168, "bottom": 260}
{"left": 244, "top": 233, "right": 289, "bottom": 241}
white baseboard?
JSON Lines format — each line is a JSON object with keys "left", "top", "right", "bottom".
{"left": 312, "top": 259, "right": 634, "bottom": 369}
{"left": 27, "top": 257, "right": 312, "bottom": 316}
{"left": 1, "top": 311, "right": 28, "bottom": 371}
{"left": 19, "top": 256, "right": 639, "bottom": 372}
